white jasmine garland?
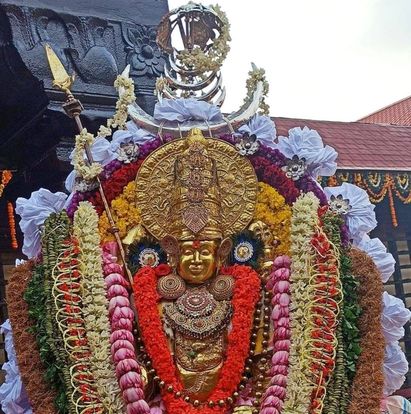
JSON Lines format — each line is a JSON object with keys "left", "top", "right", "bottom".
{"left": 73, "top": 201, "right": 124, "bottom": 413}
{"left": 73, "top": 129, "right": 104, "bottom": 181}
{"left": 283, "top": 192, "right": 319, "bottom": 414}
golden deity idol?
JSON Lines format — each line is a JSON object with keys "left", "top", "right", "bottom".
{"left": 132, "top": 129, "right": 270, "bottom": 412}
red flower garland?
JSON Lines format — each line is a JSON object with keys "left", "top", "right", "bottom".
{"left": 250, "top": 156, "right": 300, "bottom": 205}
{"left": 56, "top": 237, "right": 104, "bottom": 412}
{"left": 133, "top": 264, "right": 261, "bottom": 414}
{"left": 87, "top": 161, "right": 142, "bottom": 215}
{"left": 308, "top": 212, "right": 340, "bottom": 414}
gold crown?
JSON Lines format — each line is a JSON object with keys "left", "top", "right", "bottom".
{"left": 168, "top": 128, "right": 222, "bottom": 240}
{"left": 135, "top": 128, "right": 258, "bottom": 242}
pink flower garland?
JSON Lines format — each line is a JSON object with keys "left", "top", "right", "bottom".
{"left": 260, "top": 255, "right": 291, "bottom": 414}
{"left": 102, "top": 242, "right": 150, "bottom": 414}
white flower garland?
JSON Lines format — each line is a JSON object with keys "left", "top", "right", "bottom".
{"left": 73, "top": 129, "right": 103, "bottom": 181}
{"left": 282, "top": 192, "right": 319, "bottom": 414}
{"left": 177, "top": 4, "right": 231, "bottom": 75}
{"left": 72, "top": 73, "right": 136, "bottom": 184}
{"left": 105, "top": 74, "right": 136, "bottom": 132}
{"left": 73, "top": 201, "right": 124, "bottom": 413}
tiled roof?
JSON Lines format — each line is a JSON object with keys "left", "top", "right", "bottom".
{"left": 273, "top": 117, "right": 411, "bottom": 171}
{"left": 358, "top": 96, "right": 411, "bottom": 126}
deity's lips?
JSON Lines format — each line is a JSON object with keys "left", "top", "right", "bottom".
{"left": 188, "top": 264, "right": 204, "bottom": 274}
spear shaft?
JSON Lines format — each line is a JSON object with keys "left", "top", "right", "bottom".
{"left": 45, "top": 44, "right": 134, "bottom": 287}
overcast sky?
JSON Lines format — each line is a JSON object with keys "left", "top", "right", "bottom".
{"left": 167, "top": 0, "right": 411, "bottom": 122}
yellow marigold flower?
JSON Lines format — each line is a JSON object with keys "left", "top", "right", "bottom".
{"left": 254, "top": 182, "right": 291, "bottom": 255}
{"left": 98, "top": 181, "right": 141, "bottom": 242}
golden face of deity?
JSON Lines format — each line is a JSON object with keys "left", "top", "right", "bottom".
{"left": 178, "top": 240, "right": 218, "bottom": 284}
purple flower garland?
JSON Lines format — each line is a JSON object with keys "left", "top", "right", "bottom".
{"left": 102, "top": 242, "right": 150, "bottom": 414}
{"left": 261, "top": 255, "right": 292, "bottom": 414}
{"left": 295, "top": 173, "right": 328, "bottom": 206}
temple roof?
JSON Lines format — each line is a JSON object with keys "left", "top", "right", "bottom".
{"left": 273, "top": 117, "right": 411, "bottom": 171}
{"left": 357, "top": 95, "right": 411, "bottom": 126}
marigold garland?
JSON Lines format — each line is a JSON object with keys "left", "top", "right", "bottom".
{"left": 73, "top": 201, "right": 124, "bottom": 413}
{"left": 282, "top": 192, "right": 319, "bottom": 414}
{"left": 99, "top": 181, "right": 141, "bottom": 242}
{"left": 52, "top": 237, "right": 104, "bottom": 414}
{"left": 7, "top": 201, "right": 18, "bottom": 249}
{"left": 7, "top": 261, "right": 57, "bottom": 414}
{"left": 133, "top": 264, "right": 260, "bottom": 414}
{"left": 0, "top": 170, "right": 12, "bottom": 198}
{"left": 347, "top": 248, "right": 384, "bottom": 414}
{"left": 255, "top": 182, "right": 291, "bottom": 256}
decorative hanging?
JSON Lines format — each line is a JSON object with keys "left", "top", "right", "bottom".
{"left": 7, "top": 201, "right": 18, "bottom": 249}
{"left": 0, "top": 170, "right": 13, "bottom": 199}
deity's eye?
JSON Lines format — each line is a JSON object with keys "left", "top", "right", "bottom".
{"left": 183, "top": 249, "right": 193, "bottom": 255}
{"left": 201, "top": 249, "right": 210, "bottom": 255}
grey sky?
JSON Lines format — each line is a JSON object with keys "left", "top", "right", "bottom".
{"left": 168, "top": 0, "right": 411, "bottom": 121}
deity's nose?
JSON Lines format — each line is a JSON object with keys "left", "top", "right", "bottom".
{"left": 192, "top": 250, "right": 202, "bottom": 264}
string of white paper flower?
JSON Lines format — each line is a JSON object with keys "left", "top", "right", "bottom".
{"left": 52, "top": 237, "right": 104, "bottom": 413}
{"left": 282, "top": 192, "right": 319, "bottom": 414}
{"left": 73, "top": 201, "right": 124, "bottom": 413}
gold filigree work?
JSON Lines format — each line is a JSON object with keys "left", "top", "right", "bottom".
{"left": 135, "top": 131, "right": 258, "bottom": 241}
{"left": 163, "top": 287, "right": 232, "bottom": 338}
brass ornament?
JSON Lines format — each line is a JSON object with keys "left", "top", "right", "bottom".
{"left": 157, "top": 273, "right": 187, "bottom": 300}
{"left": 233, "top": 241, "right": 254, "bottom": 263}
{"left": 163, "top": 287, "right": 232, "bottom": 338}
{"left": 209, "top": 275, "right": 235, "bottom": 301}
{"left": 138, "top": 248, "right": 160, "bottom": 267}
{"left": 136, "top": 130, "right": 258, "bottom": 241}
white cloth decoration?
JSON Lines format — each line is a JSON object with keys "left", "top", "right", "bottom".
{"left": 355, "top": 234, "right": 395, "bottom": 283}
{"left": 14, "top": 259, "right": 26, "bottom": 267}
{"left": 15, "top": 188, "right": 67, "bottom": 258}
{"left": 110, "top": 121, "right": 154, "bottom": 151}
{"left": 65, "top": 171, "right": 76, "bottom": 193}
{"left": 324, "top": 182, "right": 377, "bottom": 240}
{"left": 275, "top": 126, "right": 338, "bottom": 178}
{"left": 383, "top": 342, "right": 409, "bottom": 396}
{"left": 0, "top": 320, "right": 32, "bottom": 413}
{"left": 382, "top": 292, "right": 411, "bottom": 343}
{"left": 69, "top": 136, "right": 116, "bottom": 167}
{"left": 385, "top": 395, "right": 411, "bottom": 413}
{"left": 154, "top": 98, "right": 223, "bottom": 123}
{"left": 237, "top": 115, "right": 276, "bottom": 146}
